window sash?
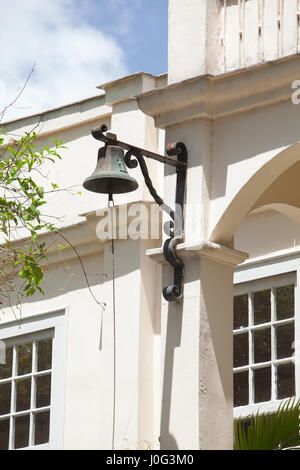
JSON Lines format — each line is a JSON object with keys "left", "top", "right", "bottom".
{"left": 234, "top": 273, "right": 296, "bottom": 416}
{"left": 0, "top": 333, "right": 53, "bottom": 449}
{"left": 0, "top": 309, "right": 66, "bottom": 450}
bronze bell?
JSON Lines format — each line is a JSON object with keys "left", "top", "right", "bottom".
{"left": 83, "top": 145, "right": 138, "bottom": 194}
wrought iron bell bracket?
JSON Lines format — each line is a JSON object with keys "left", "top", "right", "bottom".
{"left": 91, "top": 124, "right": 188, "bottom": 302}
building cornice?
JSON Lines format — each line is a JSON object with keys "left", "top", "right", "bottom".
{"left": 2, "top": 95, "right": 111, "bottom": 144}
{"left": 0, "top": 220, "right": 105, "bottom": 268}
{"left": 146, "top": 240, "right": 248, "bottom": 268}
{"left": 136, "top": 53, "right": 300, "bottom": 128}
{"left": 1, "top": 200, "right": 162, "bottom": 268}
{"left": 98, "top": 72, "right": 168, "bottom": 108}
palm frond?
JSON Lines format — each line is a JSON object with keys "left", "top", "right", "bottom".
{"left": 234, "top": 398, "right": 300, "bottom": 450}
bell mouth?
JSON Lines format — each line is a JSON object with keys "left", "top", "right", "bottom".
{"left": 83, "top": 175, "right": 138, "bottom": 194}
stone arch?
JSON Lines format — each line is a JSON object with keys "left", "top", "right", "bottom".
{"left": 250, "top": 203, "right": 300, "bottom": 226}
{"left": 209, "top": 142, "right": 300, "bottom": 246}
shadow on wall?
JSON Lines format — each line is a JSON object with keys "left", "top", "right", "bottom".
{"left": 1, "top": 237, "right": 139, "bottom": 307}
{"left": 212, "top": 99, "right": 300, "bottom": 200}
{"left": 0, "top": 237, "right": 162, "bottom": 333}
{"left": 234, "top": 209, "right": 300, "bottom": 258}
{"left": 159, "top": 256, "right": 234, "bottom": 450}
{"left": 160, "top": 294, "right": 182, "bottom": 450}
{"left": 211, "top": 141, "right": 300, "bottom": 245}
{"left": 0, "top": 250, "right": 105, "bottom": 310}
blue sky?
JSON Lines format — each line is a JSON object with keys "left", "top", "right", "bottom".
{"left": 0, "top": 0, "right": 168, "bottom": 122}
{"left": 86, "top": 0, "right": 168, "bottom": 76}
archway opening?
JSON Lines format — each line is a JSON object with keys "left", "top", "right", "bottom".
{"left": 232, "top": 158, "right": 300, "bottom": 423}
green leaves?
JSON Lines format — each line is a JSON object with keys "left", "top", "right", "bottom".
{"left": 17, "top": 254, "right": 44, "bottom": 297}
{"left": 0, "top": 130, "right": 65, "bottom": 301}
{"left": 234, "top": 398, "right": 300, "bottom": 450}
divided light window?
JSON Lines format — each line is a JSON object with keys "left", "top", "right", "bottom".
{"left": 233, "top": 278, "right": 295, "bottom": 409}
{"left": 0, "top": 330, "right": 53, "bottom": 450}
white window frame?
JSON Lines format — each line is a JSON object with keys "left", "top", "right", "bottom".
{"left": 234, "top": 251, "right": 300, "bottom": 420}
{"left": 0, "top": 308, "right": 67, "bottom": 450}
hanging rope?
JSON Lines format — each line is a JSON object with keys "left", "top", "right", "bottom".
{"left": 108, "top": 193, "right": 116, "bottom": 451}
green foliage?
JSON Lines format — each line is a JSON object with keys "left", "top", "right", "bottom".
{"left": 234, "top": 398, "right": 300, "bottom": 450}
{"left": 0, "top": 128, "right": 65, "bottom": 302}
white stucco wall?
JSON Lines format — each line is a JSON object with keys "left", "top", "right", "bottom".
{"left": 235, "top": 210, "right": 300, "bottom": 259}
{"left": 2, "top": 0, "right": 300, "bottom": 452}
{"left": 0, "top": 72, "right": 165, "bottom": 450}
{"left": 169, "top": 0, "right": 300, "bottom": 82}
{"left": 136, "top": 0, "right": 300, "bottom": 451}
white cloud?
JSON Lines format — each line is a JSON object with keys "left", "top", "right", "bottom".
{"left": 0, "top": 0, "right": 129, "bottom": 122}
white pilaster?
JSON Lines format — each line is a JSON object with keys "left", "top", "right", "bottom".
{"left": 147, "top": 242, "right": 247, "bottom": 449}
{"left": 98, "top": 209, "right": 162, "bottom": 450}
{"left": 168, "top": 0, "right": 220, "bottom": 84}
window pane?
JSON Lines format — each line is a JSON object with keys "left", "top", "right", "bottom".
{"left": 234, "top": 333, "right": 248, "bottom": 367}
{"left": 276, "top": 323, "right": 294, "bottom": 359}
{"left": 16, "top": 378, "right": 31, "bottom": 412}
{"left": 0, "top": 419, "right": 9, "bottom": 450}
{"left": 14, "top": 414, "right": 29, "bottom": 449}
{"left": 36, "top": 374, "right": 51, "bottom": 408}
{"left": 0, "top": 347, "right": 12, "bottom": 380}
{"left": 0, "top": 383, "right": 11, "bottom": 415}
{"left": 277, "top": 362, "right": 295, "bottom": 399}
{"left": 234, "top": 371, "right": 248, "bottom": 407}
{"left": 254, "top": 367, "right": 271, "bottom": 403}
{"left": 37, "top": 339, "right": 52, "bottom": 372}
{"left": 34, "top": 410, "right": 50, "bottom": 445}
{"left": 276, "top": 285, "right": 294, "bottom": 320}
{"left": 254, "top": 290, "right": 271, "bottom": 325}
{"left": 17, "top": 343, "right": 32, "bottom": 376}
{"left": 253, "top": 328, "right": 271, "bottom": 363}
{"left": 234, "top": 295, "right": 248, "bottom": 329}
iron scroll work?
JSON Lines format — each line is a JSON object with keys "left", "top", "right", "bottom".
{"left": 91, "top": 124, "right": 188, "bottom": 302}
